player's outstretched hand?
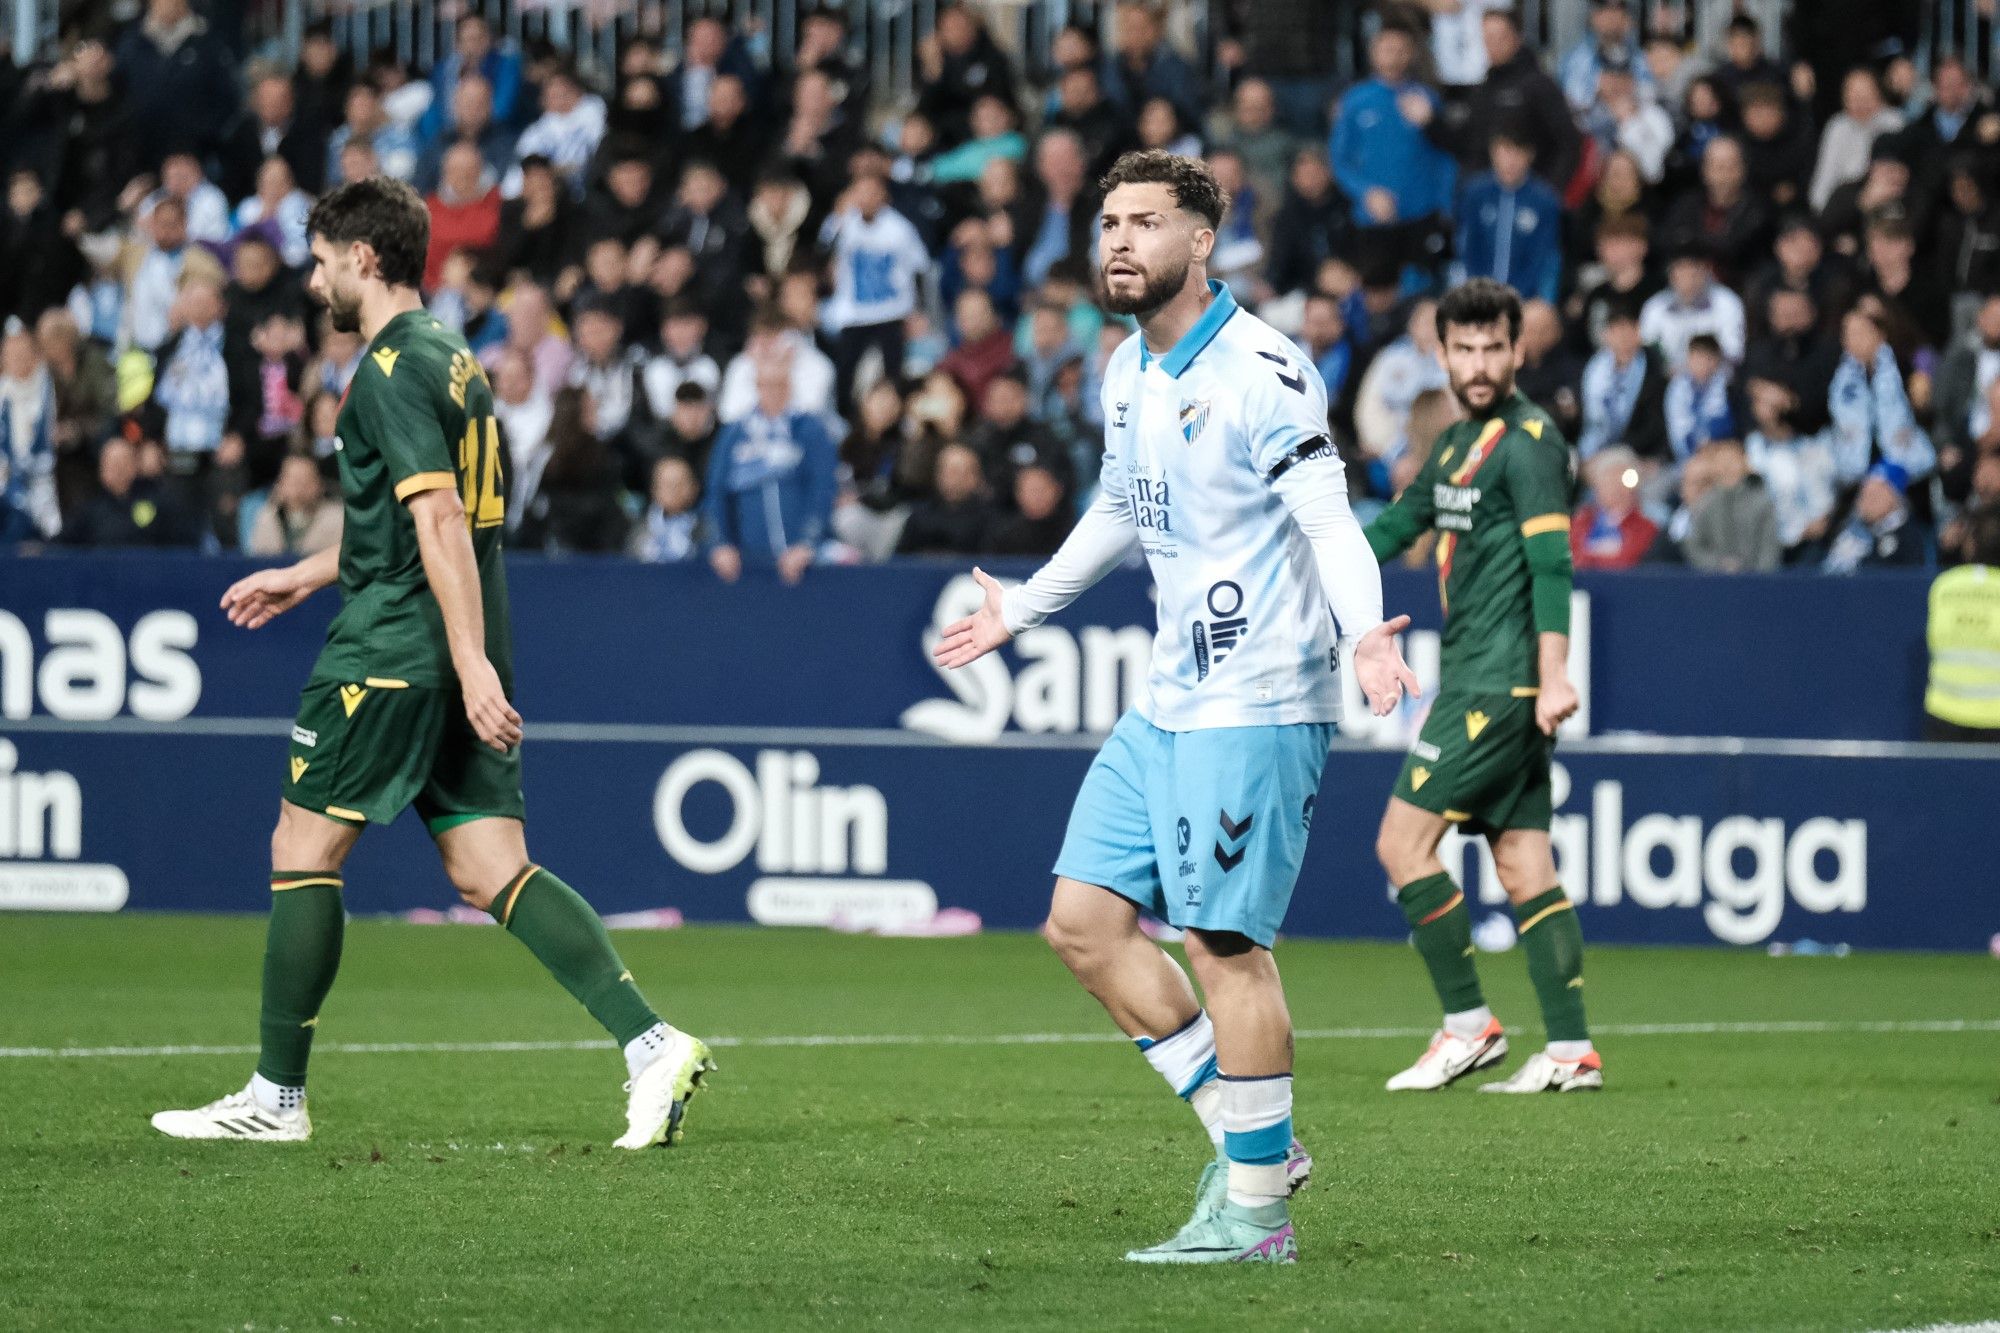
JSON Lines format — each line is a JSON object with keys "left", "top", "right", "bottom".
{"left": 220, "top": 566, "right": 314, "bottom": 629}
{"left": 1353, "top": 616, "right": 1422, "bottom": 717}
{"left": 933, "top": 567, "right": 1013, "bottom": 669}
{"left": 459, "top": 657, "right": 524, "bottom": 752}
{"left": 1536, "top": 673, "right": 1580, "bottom": 736}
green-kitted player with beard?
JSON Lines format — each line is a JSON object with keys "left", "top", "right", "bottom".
{"left": 151, "top": 178, "right": 715, "bottom": 1147}
{"left": 1362, "top": 278, "right": 1602, "bottom": 1095}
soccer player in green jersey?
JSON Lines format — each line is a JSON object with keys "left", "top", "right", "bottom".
{"left": 151, "top": 179, "right": 715, "bottom": 1146}
{"left": 1363, "top": 278, "right": 1602, "bottom": 1093}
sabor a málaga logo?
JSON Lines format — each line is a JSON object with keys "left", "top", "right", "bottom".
{"left": 1436, "top": 762, "right": 1865, "bottom": 945}
{"left": 900, "top": 575, "right": 1592, "bottom": 744}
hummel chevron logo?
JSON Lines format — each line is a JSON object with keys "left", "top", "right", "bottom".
{"left": 1214, "top": 809, "right": 1253, "bottom": 874}
{"left": 1254, "top": 350, "right": 1305, "bottom": 394}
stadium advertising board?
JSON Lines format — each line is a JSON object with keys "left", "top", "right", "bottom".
{"left": 0, "top": 553, "right": 1930, "bottom": 737}
{"left": 0, "top": 726, "right": 1986, "bottom": 949}
{"left": 0, "top": 554, "right": 1988, "bottom": 949}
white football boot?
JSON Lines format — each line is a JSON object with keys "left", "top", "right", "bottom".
{"left": 614, "top": 1029, "right": 717, "bottom": 1149}
{"left": 1480, "top": 1049, "right": 1604, "bottom": 1093}
{"left": 1385, "top": 1017, "right": 1508, "bottom": 1091}
{"left": 151, "top": 1084, "right": 312, "bottom": 1141}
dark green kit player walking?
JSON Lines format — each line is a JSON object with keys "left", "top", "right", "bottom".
{"left": 152, "top": 178, "right": 714, "bottom": 1147}
{"left": 1364, "top": 279, "right": 1601, "bottom": 1094}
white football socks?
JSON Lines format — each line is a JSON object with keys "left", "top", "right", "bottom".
{"left": 1188, "top": 1079, "right": 1227, "bottom": 1149}
{"left": 1136, "top": 1011, "right": 1225, "bottom": 1147}
{"left": 1548, "top": 1039, "right": 1595, "bottom": 1062}
{"left": 1443, "top": 1005, "right": 1495, "bottom": 1041}
{"left": 250, "top": 1072, "right": 304, "bottom": 1115}
{"left": 1221, "top": 1073, "right": 1294, "bottom": 1211}
{"left": 623, "top": 1022, "right": 677, "bottom": 1080}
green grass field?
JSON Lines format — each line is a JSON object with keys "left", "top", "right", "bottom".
{"left": 1, "top": 915, "right": 1996, "bottom": 1332}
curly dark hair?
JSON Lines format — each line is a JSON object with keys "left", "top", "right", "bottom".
{"left": 1435, "top": 277, "right": 1523, "bottom": 343}
{"left": 304, "top": 177, "right": 431, "bottom": 291}
{"left": 1098, "top": 149, "right": 1225, "bottom": 228}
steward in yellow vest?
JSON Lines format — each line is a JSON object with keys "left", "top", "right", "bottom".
{"left": 1925, "top": 511, "right": 2000, "bottom": 741}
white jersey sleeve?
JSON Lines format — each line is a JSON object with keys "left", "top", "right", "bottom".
{"left": 1241, "top": 346, "right": 1385, "bottom": 647}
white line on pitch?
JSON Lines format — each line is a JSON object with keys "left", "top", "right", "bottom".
{"left": 1, "top": 1018, "right": 1996, "bottom": 1061}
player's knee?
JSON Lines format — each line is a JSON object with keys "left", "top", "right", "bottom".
{"left": 270, "top": 805, "right": 347, "bottom": 873}
{"left": 440, "top": 851, "right": 506, "bottom": 911}
{"left": 452, "top": 876, "right": 499, "bottom": 911}
{"left": 1042, "top": 903, "right": 1121, "bottom": 976}
{"left": 1490, "top": 837, "right": 1559, "bottom": 903}
{"left": 1041, "top": 910, "right": 1090, "bottom": 966}
{"left": 1376, "top": 826, "right": 1418, "bottom": 883}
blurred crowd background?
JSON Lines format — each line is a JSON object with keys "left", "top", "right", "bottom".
{"left": 1, "top": 0, "right": 1998, "bottom": 580}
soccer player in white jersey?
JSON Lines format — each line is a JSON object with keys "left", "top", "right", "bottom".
{"left": 935, "top": 151, "right": 1419, "bottom": 1265}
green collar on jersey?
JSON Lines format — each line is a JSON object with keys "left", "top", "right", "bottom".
{"left": 1139, "top": 279, "right": 1238, "bottom": 379}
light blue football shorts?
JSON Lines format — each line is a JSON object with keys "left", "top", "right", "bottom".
{"left": 1052, "top": 710, "right": 1336, "bottom": 948}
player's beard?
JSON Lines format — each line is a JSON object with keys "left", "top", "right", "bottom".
{"left": 1098, "top": 253, "right": 1191, "bottom": 317}
{"left": 320, "top": 279, "right": 363, "bottom": 334}
{"left": 1449, "top": 365, "right": 1514, "bottom": 418}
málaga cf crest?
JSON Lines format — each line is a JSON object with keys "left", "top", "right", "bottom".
{"left": 1178, "top": 398, "right": 1211, "bottom": 444}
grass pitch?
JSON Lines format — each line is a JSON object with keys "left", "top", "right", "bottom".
{"left": 1, "top": 914, "right": 1996, "bottom": 1331}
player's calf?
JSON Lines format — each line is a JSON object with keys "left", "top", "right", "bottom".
{"left": 456, "top": 836, "right": 717, "bottom": 1147}
{"left": 1490, "top": 832, "right": 1597, "bottom": 1075}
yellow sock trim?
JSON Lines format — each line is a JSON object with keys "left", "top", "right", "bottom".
{"left": 1517, "top": 897, "right": 1575, "bottom": 935}
{"left": 498, "top": 864, "right": 540, "bottom": 926}
{"left": 271, "top": 875, "right": 343, "bottom": 892}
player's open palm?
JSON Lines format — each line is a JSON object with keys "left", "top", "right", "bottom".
{"left": 933, "top": 567, "right": 1013, "bottom": 669}
{"left": 220, "top": 567, "right": 314, "bottom": 629}
{"left": 1353, "top": 616, "right": 1422, "bottom": 716}
{"left": 459, "top": 657, "right": 524, "bottom": 752}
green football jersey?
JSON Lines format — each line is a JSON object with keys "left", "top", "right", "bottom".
{"left": 1366, "top": 390, "right": 1578, "bottom": 692}
{"left": 308, "top": 308, "right": 512, "bottom": 691}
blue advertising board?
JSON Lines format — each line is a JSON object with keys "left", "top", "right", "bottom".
{"left": 1, "top": 553, "right": 1991, "bottom": 950}
{"left": 0, "top": 552, "right": 1934, "bottom": 738}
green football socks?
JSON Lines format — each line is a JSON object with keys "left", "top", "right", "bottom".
{"left": 1515, "top": 887, "right": 1589, "bottom": 1042}
{"left": 257, "top": 873, "right": 347, "bottom": 1087}
{"left": 1396, "top": 872, "right": 1485, "bottom": 1013}
{"left": 491, "top": 866, "right": 660, "bottom": 1046}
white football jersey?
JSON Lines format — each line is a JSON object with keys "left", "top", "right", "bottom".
{"left": 1097, "top": 282, "right": 1348, "bottom": 730}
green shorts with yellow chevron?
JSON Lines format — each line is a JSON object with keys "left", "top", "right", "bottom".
{"left": 1391, "top": 690, "right": 1554, "bottom": 835}
{"left": 284, "top": 676, "right": 525, "bottom": 833}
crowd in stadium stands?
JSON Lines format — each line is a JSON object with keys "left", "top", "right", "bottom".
{"left": 1, "top": 0, "right": 1997, "bottom": 578}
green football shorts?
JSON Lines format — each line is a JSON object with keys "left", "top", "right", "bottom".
{"left": 283, "top": 676, "right": 526, "bottom": 834}
{"left": 1391, "top": 690, "right": 1555, "bottom": 835}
